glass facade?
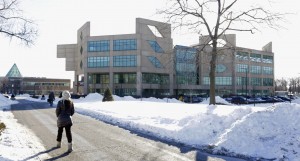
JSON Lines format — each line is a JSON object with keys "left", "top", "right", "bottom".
{"left": 250, "top": 77, "right": 262, "bottom": 86}
{"left": 175, "top": 45, "right": 198, "bottom": 85}
{"left": 250, "top": 53, "right": 261, "bottom": 62}
{"left": 88, "top": 40, "right": 110, "bottom": 52}
{"left": 147, "top": 56, "right": 163, "bottom": 68}
{"left": 236, "top": 64, "right": 248, "bottom": 73}
{"left": 142, "top": 73, "right": 169, "bottom": 84}
{"left": 88, "top": 73, "right": 109, "bottom": 84}
{"left": 203, "top": 77, "right": 232, "bottom": 85}
{"left": 263, "top": 78, "right": 273, "bottom": 86}
{"left": 262, "top": 55, "right": 273, "bottom": 64}
{"left": 236, "top": 51, "right": 249, "bottom": 61}
{"left": 113, "top": 55, "right": 137, "bottom": 67}
{"left": 113, "top": 39, "right": 137, "bottom": 51}
{"left": 113, "top": 73, "right": 137, "bottom": 84}
{"left": 262, "top": 66, "right": 273, "bottom": 75}
{"left": 147, "top": 40, "right": 164, "bottom": 53}
{"left": 236, "top": 77, "right": 248, "bottom": 85}
{"left": 176, "top": 75, "right": 197, "bottom": 85}
{"left": 87, "top": 57, "right": 109, "bottom": 68}
{"left": 250, "top": 66, "right": 261, "bottom": 74}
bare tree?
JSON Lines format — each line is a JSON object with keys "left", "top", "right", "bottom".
{"left": 0, "top": 0, "right": 37, "bottom": 46}
{"left": 159, "top": 0, "right": 286, "bottom": 104}
{"left": 275, "top": 78, "right": 288, "bottom": 91}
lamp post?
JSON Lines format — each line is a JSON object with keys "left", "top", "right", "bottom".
{"left": 241, "top": 67, "right": 248, "bottom": 97}
{"left": 245, "top": 68, "right": 248, "bottom": 98}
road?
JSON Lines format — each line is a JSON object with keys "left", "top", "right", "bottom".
{"left": 11, "top": 99, "right": 246, "bottom": 161}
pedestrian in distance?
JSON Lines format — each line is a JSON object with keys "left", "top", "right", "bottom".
{"left": 48, "top": 91, "right": 55, "bottom": 107}
{"left": 56, "top": 90, "right": 75, "bottom": 152}
{"left": 41, "top": 95, "right": 45, "bottom": 100}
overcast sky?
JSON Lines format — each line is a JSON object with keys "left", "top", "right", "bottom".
{"left": 1, "top": 0, "right": 299, "bottom": 86}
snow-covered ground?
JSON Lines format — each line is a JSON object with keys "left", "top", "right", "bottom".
{"left": 1, "top": 93, "right": 300, "bottom": 161}
{"left": 0, "top": 94, "right": 49, "bottom": 160}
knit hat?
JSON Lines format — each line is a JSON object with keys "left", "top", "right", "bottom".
{"left": 62, "top": 90, "right": 71, "bottom": 100}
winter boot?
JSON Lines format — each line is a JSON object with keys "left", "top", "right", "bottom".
{"left": 56, "top": 141, "right": 61, "bottom": 148}
{"left": 68, "top": 143, "right": 73, "bottom": 152}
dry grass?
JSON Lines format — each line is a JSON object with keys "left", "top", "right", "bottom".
{"left": 0, "top": 122, "right": 6, "bottom": 136}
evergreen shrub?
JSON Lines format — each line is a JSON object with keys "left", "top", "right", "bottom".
{"left": 102, "top": 87, "right": 114, "bottom": 102}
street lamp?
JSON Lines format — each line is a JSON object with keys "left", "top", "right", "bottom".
{"left": 241, "top": 67, "right": 248, "bottom": 97}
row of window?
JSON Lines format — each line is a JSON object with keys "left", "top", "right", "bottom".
{"left": 87, "top": 72, "right": 273, "bottom": 87}
{"left": 203, "top": 77, "right": 232, "bottom": 85}
{"left": 236, "top": 51, "right": 273, "bottom": 64}
{"left": 88, "top": 39, "right": 137, "bottom": 52}
{"left": 142, "top": 73, "right": 169, "bottom": 84}
{"left": 236, "top": 64, "right": 273, "bottom": 75}
{"left": 23, "top": 82, "right": 69, "bottom": 86}
{"left": 236, "top": 77, "right": 273, "bottom": 86}
{"left": 87, "top": 73, "right": 169, "bottom": 85}
{"left": 87, "top": 56, "right": 137, "bottom": 68}
{"left": 203, "top": 77, "right": 273, "bottom": 86}
{"left": 88, "top": 39, "right": 165, "bottom": 53}
{"left": 87, "top": 55, "right": 164, "bottom": 68}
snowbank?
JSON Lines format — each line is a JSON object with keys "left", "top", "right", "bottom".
{"left": 0, "top": 94, "right": 18, "bottom": 110}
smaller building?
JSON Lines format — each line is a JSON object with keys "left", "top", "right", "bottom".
{"left": 0, "top": 64, "right": 71, "bottom": 96}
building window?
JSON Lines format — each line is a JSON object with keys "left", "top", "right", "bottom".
{"left": 175, "top": 46, "right": 198, "bottom": 85}
{"left": 88, "top": 40, "right": 110, "bottom": 52}
{"left": 250, "top": 53, "right": 261, "bottom": 62}
{"left": 236, "top": 64, "right": 248, "bottom": 73}
{"left": 236, "top": 51, "right": 249, "bottom": 61}
{"left": 251, "top": 77, "right": 262, "bottom": 86}
{"left": 147, "top": 56, "right": 163, "bottom": 68}
{"left": 87, "top": 56, "right": 110, "bottom": 68}
{"left": 113, "top": 39, "right": 137, "bottom": 51}
{"left": 147, "top": 40, "right": 164, "bottom": 53}
{"left": 88, "top": 73, "right": 109, "bottom": 84}
{"left": 262, "top": 66, "right": 273, "bottom": 75}
{"left": 176, "top": 63, "right": 196, "bottom": 74}
{"left": 236, "top": 77, "right": 249, "bottom": 85}
{"left": 262, "top": 55, "right": 273, "bottom": 64}
{"left": 203, "top": 77, "right": 232, "bottom": 85}
{"left": 250, "top": 66, "right": 261, "bottom": 74}
{"left": 142, "top": 73, "right": 169, "bottom": 84}
{"left": 263, "top": 78, "right": 273, "bottom": 86}
{"left": 113, "top": 73, "right": 136, "bottom": 84}
{"left": 176, "top": 75, "right": 197, "bottom": 85}
{"left": 113, "top": 55, "right": 137, "bottom": 67}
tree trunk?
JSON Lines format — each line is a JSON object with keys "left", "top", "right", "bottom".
{"left": 209, "top": 40, "right": 218, "bottom": 105}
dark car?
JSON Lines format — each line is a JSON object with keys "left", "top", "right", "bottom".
{"left": 231, "top": 96, "right": 249, "bottom": 104}
{"left": 275, "top": 96, "right": 291, "bottom": 102}
{"left": 183, "top": 95, "right": 203, "bottom": 103}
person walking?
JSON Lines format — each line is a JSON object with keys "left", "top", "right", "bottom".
{"left": 56, "top": 90, "right": 75, "bottom": 152}
{"left": 48, "top": 92, "right": 55, "bottom": 107}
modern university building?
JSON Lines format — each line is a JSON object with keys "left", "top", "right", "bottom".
{"left": 57, "top": 18, "right": 274, "bottom": 98}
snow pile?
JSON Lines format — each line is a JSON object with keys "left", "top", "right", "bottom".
{"left": 79, "top": 93, "right": 103, "bottom": 102}
{"left": 215, "top": 103, "right": 300, "bottom": 160}
{"left": 292, "top": 98, "right": 300, "bottom": 104}
{"left": 0, "top": 94, "right": 18, "bottom": 110}
{"left": 201, "top": 96, "right": 231, "bottom": 105}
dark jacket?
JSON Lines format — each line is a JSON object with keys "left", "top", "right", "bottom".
{"left": 49, "top": 92, "right": 55, "bottom": 101}
{"left": 56, "top": 99, "right": 75, "bottom": 127}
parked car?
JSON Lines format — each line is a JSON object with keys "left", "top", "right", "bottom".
{"left": 183, "top": 95, "right": 203, "bottom": 103}
{"left": 247, "top": 97, "right": 265, "bottom": 104}
{"left": 2, "top": 94, "right": 9, "bottom": 99}
{"left": 275, "top": 96, "right": 291, "bottom": 102}
{"left": 231, "top": 96, "right": 249, "bottom": 104}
